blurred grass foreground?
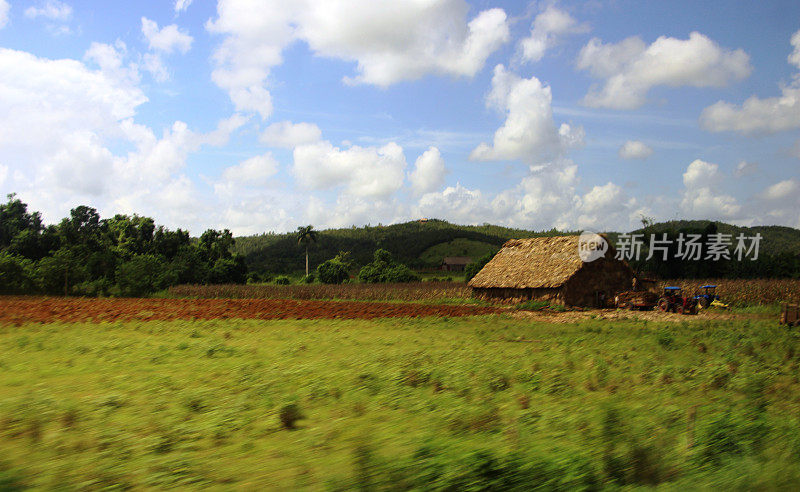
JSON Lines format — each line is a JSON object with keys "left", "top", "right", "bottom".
{"left": 1, "top": 315, "right": 799, "bottom": 489}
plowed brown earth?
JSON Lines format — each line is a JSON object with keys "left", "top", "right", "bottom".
{"left": 0, "top": 297, "right": 500, "bottom": 324}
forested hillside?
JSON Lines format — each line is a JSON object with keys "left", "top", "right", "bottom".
{"left": 237, "top": 218, "right": 800, "bottom": 278}
{"left": 233, "top": 219, "right": 572, "bottom": 274}
{"left": 607, "top": 220, "right": 800, "bottom": 278}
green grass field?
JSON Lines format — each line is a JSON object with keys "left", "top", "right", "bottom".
{"left": 1, "top": 315, "right": 799, "bottom": 489}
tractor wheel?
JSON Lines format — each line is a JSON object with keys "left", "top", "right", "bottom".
{"left": 677, "top": 305, "right": 684, "bottom": 314}
{"left": 699, "top": 297, "right": 710, "bottom": 309}
{"left": 658, "top": 299, "right": 668, "bottom": 312}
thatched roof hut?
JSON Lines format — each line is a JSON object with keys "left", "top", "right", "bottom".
{"left": 468, "top": 236, "right": 634, "bottom": 307}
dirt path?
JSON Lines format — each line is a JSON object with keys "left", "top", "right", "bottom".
{"left": 0, "top": 297, "right": 502, "bottom": 324}
{"left": 509, "top": 307, "right": 758, "bottom": 323}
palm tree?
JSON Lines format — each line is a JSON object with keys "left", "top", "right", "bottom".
{"left": 296, "top": 225, "right": 318, "bottom": 277}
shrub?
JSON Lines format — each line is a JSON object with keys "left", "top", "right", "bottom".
{"left": 317, "top": 259, "right": 350, "bottom": 284}
{"left": 358, "top": 249, "right": 420, "bottom": 283}
{"left": 301, "top": 273, "right": 315, "bottom": 284}
{"left": 279, "top": 403, "right": 303, "bottom": 429}
{"left": 209, "top": 255, "right": 247, "bottom": 284}
{"left": 0, "top": 253, "right": 35, "bottom": 294}
{"left": 116, "top": 255, "right": 174, "bottom": 296}
{"left": 464, "top": 251, "right": 496, "bottom": 283}
{"left": 247, "top": 272, "right": 269, "bottom": 284}
{"left": 274, "top": 276, "right": 290, "bottom": 285}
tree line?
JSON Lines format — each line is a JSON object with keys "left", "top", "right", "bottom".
{"left": 0, "top": 194, "right": 247, "bottom": 296}
{"left": 235, "top": 219, "right": 570, "bottom": 275}
{"left": 623, "top": 222, "right": 800, "bottom": 279}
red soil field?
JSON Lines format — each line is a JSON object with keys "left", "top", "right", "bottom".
{"left": 0, "top": 297, "right": 500, "bottom": 324}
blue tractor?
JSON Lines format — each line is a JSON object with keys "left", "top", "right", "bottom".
{"left": 693, "top": 285, "right": 719, "bottom": 309}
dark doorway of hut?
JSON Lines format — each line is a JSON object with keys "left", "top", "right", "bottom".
{"left": 594, "top": 290, "right": 610, "bottom": 308}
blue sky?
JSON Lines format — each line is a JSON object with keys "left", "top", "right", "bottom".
{"left": 0, "top": 0, "right": 798, "bottom": 235}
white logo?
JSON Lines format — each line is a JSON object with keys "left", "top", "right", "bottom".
{"left": 578, "top": 232, "right": 608, "bottom": 262}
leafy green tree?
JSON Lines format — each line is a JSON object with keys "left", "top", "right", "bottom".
{"left": 58, "top": 206, "right": 104, "bottom": 252}
{"left": 152, "top": 226, "right": 190, "bottom": 260}
{"left": 34, "top": 247, "right": 88, "bottom": 295}
{"left": 199, "top": 229, "right": 235, "bottom": 262}
{"left": 8, "top": 229, "right": 48, "bottom": 260}
{"left": 316, "top": 258, "right": 349, "bottom": 284}
{"left": 116, "top": 255, "right": 175, "bottom": 296}
{"left": 105, "top": 214, "right": 156, "bottom": 259}
{"left": 168, "top": 245, "right": 210, "bottom": 284}
{"left": 464, "top": 251, "right": 497, "bottom": 283}
{"left": 0, "top": 193, "right": 43, "bottom": 250}
{"left": 209, "top": 255, "right": 248, "bottom": 284}
{"left": 358, "top": 249, "right": 419, "bottom": 283}
{"left": 0, "top": 253, "right": 34, "bottom": 294}
{"left": 296, "top": 225, "right": 318, "bottom": 277}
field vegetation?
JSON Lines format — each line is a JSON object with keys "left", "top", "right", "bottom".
{"left": 1, "top": 315, "right": 799, "bottom": 489}
{"left": 167, "top": 278, "right": 800, "bottom": 307}
{"left": 654, "top": 279, "right": 800, "bottom": 306}
{"left": 167, "top": 281, "right": 472, "bottom": 303}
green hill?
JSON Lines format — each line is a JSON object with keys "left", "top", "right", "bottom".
{"left": 419, "top": 238, "right": 500, "bottom": 265}
{"left": 233, "top": 219, "right": 571, "bottom": 274}
{"left": 234, "top": 218, "right": 800, "bottom": 276}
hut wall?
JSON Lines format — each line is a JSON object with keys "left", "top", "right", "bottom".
{"left": 563, "top": 258, "right": 634, "bottom": 307}
{"left": 472, "top": 287, "right": 564, "bottom": 304}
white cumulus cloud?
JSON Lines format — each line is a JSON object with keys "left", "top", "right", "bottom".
{"left": 214, "top": 152, "right": 282, "bottom": 206}
{"left": 140, "top": 18, "right": 193, "bottom": 82}
{"left": 175, "top": 0, "right": 193, "bottom": 14}
{"left": 221, "top": 153, "right": 279, "bottom": 187}
{"left": 206, "top": 0, "right": 509, "bottom": 117}
{"left": 680, "top": 159, "right": 740, "bottom": 219}
{"left": 518, "top": 5, "right": 588, "bottom": 63}
{"left": 618, "top": 140, "right": 653, "bottom": 160}
{"left": 260, "top": 121, "right": 322, "bottom": 148}
{"left": 292, "top": 141, "right": 406, "bottom": 199}
{"left": 577, "top": 32, "right": 751, "bottom": 109}
{"left": 0, "top": 46, "right": 245, "bottom": 232}
{"left": 24, "top": 0, "right": 72, "bottom": 21}
{"left": 409, "top": 147, "right": 447, "bottom": 195}
{"left": 700, "top": 30, "right": 800, "bottom": 135}
{"left": 789, "top": 29, "right": 800, "bottom": 69}
{"left": 576, "top": 182, "right": 637, "bottom": 231}
{"left": 415, "top": 184, "right": 492, "bottom": 225}
{"left": 141, "top": 17, "right": 192, "bottom": 54}
{"left": 682, "top": 159, "right": 721, "bottom": 188}
{"left": 761, "top": 179, "right": 798, "bottom": 201}
{"left": 699, "top": 85, "right": 800, "bottom": 135}
{"left": 470, "top": 64, "right": 583, "bottom": 166}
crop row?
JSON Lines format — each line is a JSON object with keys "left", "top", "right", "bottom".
{"left": 657, "top": 278, "right": 800, "bottom": 306}
{"left": 166, "top": 282, "right": 472, "bottom": 302}
{"left": 167, "top": 278, "right": 800, "bottom": 306}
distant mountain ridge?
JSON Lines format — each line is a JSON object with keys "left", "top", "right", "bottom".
{"left": 234, "top": 218, "right": 800, "bottom": 274}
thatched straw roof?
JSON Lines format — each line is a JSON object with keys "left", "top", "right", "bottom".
{"left": 468, "top": 236, "right": 588, "bottom": 289}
